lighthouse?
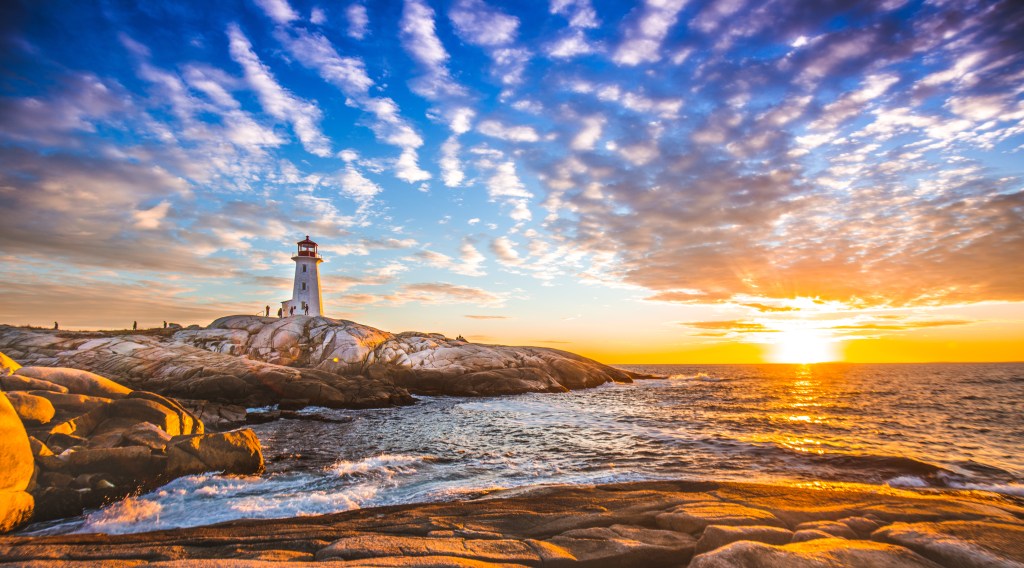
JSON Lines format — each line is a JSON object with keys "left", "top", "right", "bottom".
{"left": 282, "top": 236, "right": 324, "bottom": 317}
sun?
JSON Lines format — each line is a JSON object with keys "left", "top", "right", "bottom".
{"left": 770, "top": 328, "right": 839, "bottom": 364}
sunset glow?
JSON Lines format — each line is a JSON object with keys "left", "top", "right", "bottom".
{"left": 1, "top": 1, "right": 1022, "bottom": 363}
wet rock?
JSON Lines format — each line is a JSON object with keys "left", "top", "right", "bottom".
{"left": 656, "top": 501, "right": 785, "bottom": 534}
{"left": 5, "top": 392, "right": 55, "bottom": 426}
{"left": 689, "top": 537, "right": 942, "bottom": 567}
{"left": 695, "top": 525, "right": 795, "bottom": 553}
{"left": 872, "top": 520, "right": 1024, "bottom": 567}
{"left": 15, "top": 366, "right": 131, "bottom": 399}
{"left": 0, "top": 392, "right": 34, "bottom": 533}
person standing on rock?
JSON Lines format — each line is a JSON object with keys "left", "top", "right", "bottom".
{"left": 290, "top": 306, "right": 295, "bottom": 316}
{"left": 163, "top": 321, "right": 167, "bottom": 329}
{"left": 53, "top": 321, "right": 58, "bottom": 330}
{"left": 277, "top": 307, "right": 283, "bottom": 318}
{"left": 132, "top": 321, "right": 137, "bottom": 331}
{"left": 265, "top": 305, "right": 270, "bottom": 317}
{"left": 304, "top": 304, "right": 309, "bottom": 316}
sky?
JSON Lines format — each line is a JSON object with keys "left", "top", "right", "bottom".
{"left": 1, "top": 0, "right": 1022, "bottom": 364}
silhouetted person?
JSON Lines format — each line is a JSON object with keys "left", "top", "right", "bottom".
{"left": 132, "top": 321, "right": 137, "bottom": 331}
{"left": 265, "top": 305, "right": 270, "bottom": 317}
{"left": 163, "top": 321, "right": 167, "bottom": 329}
{"left": 277, "top": 307, "right": 283, "bottom": 318}
{"left": 54, "top": 321, "right": 58, "bottom": 330}
{"left": 304, "top": 304, "right": 309, "bottom": 315}
{"left": 290, "top": 306, "right": 295, "bottom": 316}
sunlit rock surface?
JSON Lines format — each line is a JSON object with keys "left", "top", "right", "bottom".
{"left": 0, "top": 391, "right": 34, "bottom": 534}
{"left": 0, "top": 323, "right": 413, "bottom": 409}
{"left": 182, "top": 315, "right": 641, "bottom": 396}
{"left": 0, "top": 481, "right": 1021, "bottom": 566}
{"left": 0, "top": 352, "right": 265, "bottom": 529}
{"left": 0, "top": 316, "right": 642, "bottom": 404}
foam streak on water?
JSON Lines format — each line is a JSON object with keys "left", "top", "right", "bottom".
{"left": 24, "top": 363, "right": 1024, "bottom": 535}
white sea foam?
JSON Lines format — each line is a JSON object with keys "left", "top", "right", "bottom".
{"left": 328, "top": 454, "right": 429, "bottom": 477}
{"left": 67, "top": 468, "right": 408, "bottom": 535}
{"left": 886, "top": 475, "right": 930, "bottom": 488}
{"left": 669, "top": 372, "right": 723, "bottom": 382}
{"left": 948, "top": 481, "right": 1024, "bottom": 497}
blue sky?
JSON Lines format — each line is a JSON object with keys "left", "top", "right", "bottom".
{"left": 1, "top": 0, "right": 1023, "bottom": 362}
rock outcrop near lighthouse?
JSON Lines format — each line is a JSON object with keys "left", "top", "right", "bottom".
{"left": 0, "top": 316, "right": 642, "bottom": 409}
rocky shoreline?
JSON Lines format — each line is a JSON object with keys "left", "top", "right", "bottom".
{"left": 0, "top": 352, "right": 264, "bottom": 530}
{"left": 0, "top": 315, "right": 646, "bottom": 411}
{"left": 0, "top": 315, "right": 650, "bottom": 535}
{"left": 1, "top": 480, "right": 1021, "bottom": 566}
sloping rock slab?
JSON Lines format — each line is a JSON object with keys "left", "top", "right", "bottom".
{"left": 689, "top": 537, "right": 942, "bottom": 567}
{"left": 872, "top": 520, "right": 1024, "bottom": 567}
{"left": 0, "top": 481, "right": 1021, "bottom": 565}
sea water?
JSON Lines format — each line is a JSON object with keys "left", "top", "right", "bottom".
{"left": 24, "top": 363, "right": 1024, "bottom": 535}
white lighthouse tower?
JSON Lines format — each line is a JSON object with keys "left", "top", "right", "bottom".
{"left": 282, "top": 236, "right": 324, "bottom": 317}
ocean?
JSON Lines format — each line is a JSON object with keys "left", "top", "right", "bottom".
{"left": 24, "top": 362, "right": 1024, "bottom": 535}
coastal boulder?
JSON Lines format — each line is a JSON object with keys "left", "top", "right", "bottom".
{"left": 0, "top": 392, "right": 34, "bottom": 533}
{"left": 0, "top": 374, "right": 68, "bottom": 394}
{"left": 5, "top": 392, "right": 56, "bottom": 426}
{"left": 15, "top": 367, "right": 130, "bottom": 399}
{"left": 167, "top": 429, "right": 264, "bottom": 476}
{"left": 0, "top": 352, "right": 20, "bottom": 376}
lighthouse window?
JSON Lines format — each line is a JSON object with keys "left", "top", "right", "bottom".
{"left": 302, "top": 282, "right": 306, "bottom": 290}
{"left": 302, "top": 265, "right": 307, "bottom": 273}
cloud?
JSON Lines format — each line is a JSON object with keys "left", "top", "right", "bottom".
{"left": 550, "top": 0, "right": 599, "bottom": 29}
{"left": 455, "top": 240, "right": 487, "bottom": 276}
{"left": 484, "top": 161, "right": 533, "bottom": 222}
{"left": 266, "top": 14, "right": 430, "bottom": 184}
{"left": 490, "top": 236, "right": 522, "bottom": 266}
{"left": 682, "top": 320, "right": 776, "bottom": 333}
{"left": 449, "top": 0, "right": 519, "bottom": 47}
{"left": 613, "top": 0, "right": 688, "bottom": 66}
{"left": 346, "top": 3, "right": 369, "bottom": 39}
{"left": 478, "top": 120, "right": 540, "bottom": 142}
{"left": 341, "top": 282, "right": 506, "bottom": 306}
{"left": 133, "top": 200, "right": 172, "bottom": 229}
{"left": 253, "top": 0, "right": 299, "bottom": 24}
{"left": 226, "top": 24, "right": 331, "bottom": 157}
{"left": 571, "top": 116, "right": 604, "bottom": 150}
{"left": 546, "top": 29, "right": 598, "bottom": 59}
